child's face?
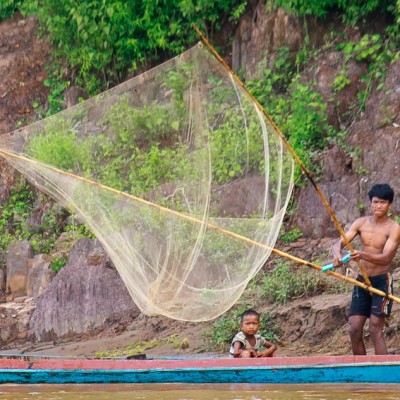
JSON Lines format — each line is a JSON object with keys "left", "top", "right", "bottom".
{"left": 240, "top": 315, "right": 260, "bottom": 336}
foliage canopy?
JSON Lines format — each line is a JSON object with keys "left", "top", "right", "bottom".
{"left": 268, "top": 0, "right": 399, "bottom": 25}
{"left": 1, "top": 0, "right": 246, "bottom": 94}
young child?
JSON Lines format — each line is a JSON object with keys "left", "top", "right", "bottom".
{"left": 229, "top": 309, "right": 277, "bottom": 358}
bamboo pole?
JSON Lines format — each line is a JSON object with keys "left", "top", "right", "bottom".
{"left": 0, "top": 148, "right": 397, "bottom": 303}
{"left": 192, "top": 25, "right": 372, "bottom": 287}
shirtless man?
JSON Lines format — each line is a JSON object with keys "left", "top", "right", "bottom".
{"left": 332, "top": 183, "right": 400, "bottom": 355}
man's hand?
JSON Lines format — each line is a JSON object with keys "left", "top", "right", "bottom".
{"left": 332, "top": 257, "right": 343, "bottom": 268}
{"left": 332, "top": 252, "right": 352, "bottom": 268}
{"left": 350, "top": 250, "right": 362, "bottom": 261}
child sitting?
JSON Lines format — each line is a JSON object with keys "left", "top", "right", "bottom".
{"left": 229, "top": 309, "right": 277, "bottom": 358}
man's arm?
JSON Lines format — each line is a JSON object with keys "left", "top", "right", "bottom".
{"left": 331, "top": 219, "right": 362, "bottom": 265}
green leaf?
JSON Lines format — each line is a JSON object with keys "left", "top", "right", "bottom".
{"left": 171, "top": 120, "right": 180, "bottom": 130}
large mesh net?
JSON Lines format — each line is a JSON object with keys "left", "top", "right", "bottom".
{"left": 0, "top": 43, "right": 294, "bottom": 322}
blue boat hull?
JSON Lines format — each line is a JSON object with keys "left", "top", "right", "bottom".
{"left": 0, "top": 357, "right": 400, "bottom": 384}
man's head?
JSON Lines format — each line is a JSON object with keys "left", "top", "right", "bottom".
{"left": 368, "top": 184, "right": 394, "bottom": 204}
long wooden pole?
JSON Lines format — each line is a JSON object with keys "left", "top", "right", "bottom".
{"left": 0, "top": 148, "right": 397, "bottom": 303}
{"left": 192, "top": 26, "right": 372, "bottom": 286}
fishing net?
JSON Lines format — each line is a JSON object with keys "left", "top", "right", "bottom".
{"left": 0, "top": 43, "right": 294, "bottom": 322}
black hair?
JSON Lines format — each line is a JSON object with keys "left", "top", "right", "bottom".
{"left": 368, "top": 184, "right": 394, "bottom": 203}
{"left": 240, "top": 309, "right": 260, "bottom": 323}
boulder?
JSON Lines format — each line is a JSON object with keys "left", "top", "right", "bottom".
{"left": 26, "top": 254, "right": 55, "bottom": 298}
{"left": 0, "top": 297, "right": 36, "bottom": 345}
{"left": 6, "top": 241, "right": 34, "bottom": 298}
{"left": 29, "top": 238, "right": 140, "bottom": 342}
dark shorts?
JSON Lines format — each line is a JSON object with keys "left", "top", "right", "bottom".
{"left": 349, "top": 273, "right": 393, "bottom": 318}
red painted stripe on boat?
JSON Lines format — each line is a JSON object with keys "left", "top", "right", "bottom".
{"left": 3, "top": 355, "right": 400, "bottom": 371}
{"left": 0, "top": 359, "right": 30, "bottom": 368}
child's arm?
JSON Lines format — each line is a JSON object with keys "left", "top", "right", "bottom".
{"left": 256, "top": 339, "right": 277, "bottom": 358}
{"left": 232, "top": 341, "right": 244, "bottom": 358}
{"left": 232, "top": 341, "right": 256, "bottom": 358}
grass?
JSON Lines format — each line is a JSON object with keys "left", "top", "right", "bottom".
{"left": 94, "top": 335, "right": 185, "bottom": 359}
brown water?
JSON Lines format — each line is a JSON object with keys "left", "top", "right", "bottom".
{"left": 0, "top": 384, "right": 399, "bottom": 400}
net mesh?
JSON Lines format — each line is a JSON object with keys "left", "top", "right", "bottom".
{"left": 0, "top": 43, "right": 294, "bottom": 322}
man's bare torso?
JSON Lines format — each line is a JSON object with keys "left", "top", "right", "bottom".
{"left": 357, "top": 216, "right": 397, "bottom": 276}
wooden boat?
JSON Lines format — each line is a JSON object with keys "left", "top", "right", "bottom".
{"left": 0, "top": 354, "right": 400, "bottom": 384}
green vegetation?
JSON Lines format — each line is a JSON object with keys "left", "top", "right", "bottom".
{"left": 268, "top": 0, "right": 398, "bottom": 25}
{"left": 279, "top": 227, "right": 303, "bottom": 244}
{"left": 43, "top": 63, "right": 71, "bottom": 116}
{"left": 262, "top": 260, "right": 347, "bottom": 304}
{"left": 0, "top": 178, "right": 35, "bottom": 250}
{"left": 0, "top": 178, "right": 93, "bottom": 272}
{"left": 2, "top": 1, "right": 399, "bottom": 182}
{"left": 26, "top": 106, "right": 187, "bottom": 196}
{"left": 245, "top": 29, "right": 399, "bottom": 180}
{"left": 0, "top": 0, "right": 23, "bottom": 20}
{"left": 245, "top": 44, "right": 335, "bottom": 181}
{"left": 27, "top": 71, "right": 272, "bottom": 196}
{"left": 2, "top": 0, "right": 246, "bottom": 97}
{"left": 50, "top": 256, "right": 67, "bottom": 273}
{"left": 389, "top": 212, "right": 400, "bottom": 224}
{"left": 95, "top": 335, "right": 184, "bottom": 358}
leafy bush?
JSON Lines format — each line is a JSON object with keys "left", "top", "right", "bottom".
{"left": 247, "top": 55, "right": 334, "bottom": 182}
{"left": 0, "top": 0, "right": 24, "bottom": 21}
{"left": 335, "top": 33, "right": 397, "bottom": 114}
{"left": 279, "top": 227, "right": 303, "bottom": 244}
{"left": 50, "top": 256, "right": 67, "bottom": 273}
{"left": 27, "top": 118, "right": 91, "bottom": 172}
{"left": 28, "top": 78, "right": 272, "bottom": 195}
{"left": 13, "top": 0, "right": 247, "bottom": 95}
{"left": 0, "top": 179, "right": 78, "bottom": 255}
{"left": 0, "top": 179, "right": 35, "bottom": 250}
{"left": 262, "top": 260, "right": 329, "bottom": 304}
{"left": 268, "top": 0, "right": 398, "bottom": 25}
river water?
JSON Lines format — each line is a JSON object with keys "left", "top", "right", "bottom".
{"left": 0, "top": 384, "right": 400, "bottom": 400}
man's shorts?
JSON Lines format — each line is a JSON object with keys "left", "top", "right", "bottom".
{"left": 349, "top": 273, "right": 393, "bottom": 318}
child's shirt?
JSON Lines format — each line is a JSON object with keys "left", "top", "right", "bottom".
{"left": 229, "top": 331, "right": 266, "bottom": 357}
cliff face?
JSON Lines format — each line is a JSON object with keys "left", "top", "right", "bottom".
{"left": 232, "top": 1, "right": 400, "bottom": 238}
{"left": 0, "top": 6, "right": 399, "bottom": 357}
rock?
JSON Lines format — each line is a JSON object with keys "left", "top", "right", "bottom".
{"left": 0, "top": 297, "right": 36, "bottom": 345}
{"left": 6, "top": 241, "right": 34, "bottom": 298}
{"left": 0, "top": 14, "right": 50, "bottom": 137}
{"left": 64, "top": 85, "right": 86, "bottom": 108}
{"left": 214, "top": 175, "right": 266, "bottom": 217}
{"left": 0, "top": 267, "right": 6, "bottom": 296}
{"left": 26, "top": 254, "right": 55, "bottom": 298}
{"left": 28, "top": 238, "right": 140, "bottom": 342}
{"left": 24, "top": 197, "right": 54, "bottom": 233}
{"left": 232, "top": 3, "right": 304, "bottom": 79}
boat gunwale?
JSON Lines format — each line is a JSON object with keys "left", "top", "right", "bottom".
{"left": 1, "top": 354, "right": 400, "bottom": 370}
